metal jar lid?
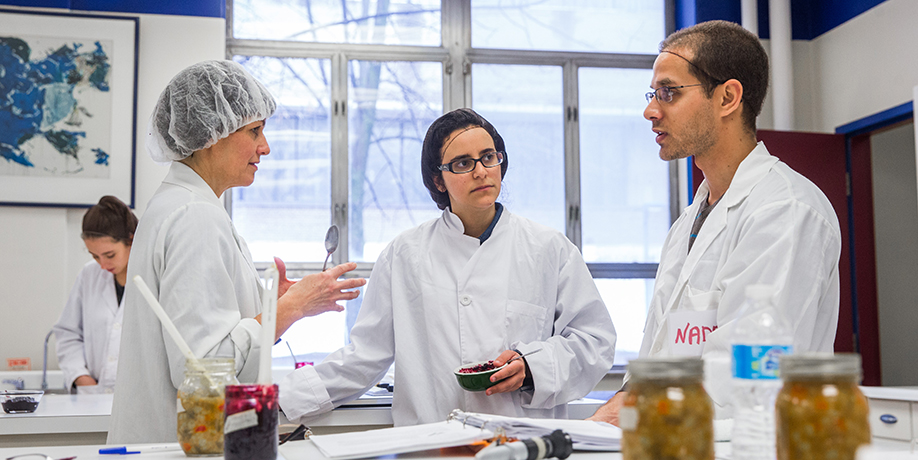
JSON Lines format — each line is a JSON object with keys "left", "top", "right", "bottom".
{"left": 779, "top": 353, "right": 861, "bottom": 378}
{"left": 628, "top": 357, "right": 704, "bottom": 380}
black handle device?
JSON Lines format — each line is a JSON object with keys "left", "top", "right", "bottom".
{"left": 474, "top": 429, "right": 573, "bottom": 460}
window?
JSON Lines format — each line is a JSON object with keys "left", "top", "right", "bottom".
{"left": 471, "top": 0, "right": 664, "bottom": 54}
{"left": 472, "top": 64, "right": 565, "bottom": 233}
{"left": 231, "top": 56, "right": 332, "bottom": 263}
{"left": 228, "top": 0, "right": 672, "bottom": 368}
{"left": 347, "top": 60, "right": 443, "bottom": 262}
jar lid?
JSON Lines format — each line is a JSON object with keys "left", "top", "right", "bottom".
{"left": 780, "top": 353, "right": 861, "bottom": 378}
{"left": 628, "top": 357, "right": 704, "bottom": 380}
{"left": 185, "top": 357, "right": 236, "bottom": 373}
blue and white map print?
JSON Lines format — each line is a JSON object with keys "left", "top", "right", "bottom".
{"left": 0, "top": 35, "right": 113, "bottom": 178}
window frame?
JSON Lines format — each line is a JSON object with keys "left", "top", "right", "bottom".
{"left": 226, "top": 0, "right": 679, "bottom": 281}
{"left": 226, "top": 2, "right": 682, "bottom": 368}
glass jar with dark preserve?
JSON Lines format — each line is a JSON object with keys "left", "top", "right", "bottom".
{"left": 224, "top": 384, "right": 279, "bottom": 460}
{"left": 620, "top": 357, "right": 714, "bottom": 460}
{"left": 775, "top": 353, "right": 870, "bottom": 460}
{"left": 177, "top": 358, "right": 238, "bottom": 457}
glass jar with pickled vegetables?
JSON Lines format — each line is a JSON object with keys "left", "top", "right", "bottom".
{"left": 177, "top": 358, "right": 238, "bottom": 457}
{"left": 775, "top": 353, "right": 870, "bottom": 460}
{"left": 620, "top": 357, "right": 714, "bottom": 460}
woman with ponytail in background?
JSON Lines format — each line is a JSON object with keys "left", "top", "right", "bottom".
{"left": 52, "top": 195, "right": 137, "bottom": 394}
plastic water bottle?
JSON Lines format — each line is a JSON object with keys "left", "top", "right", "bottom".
{"left": 731, "top": 285, "right": 793, "bottom": 460}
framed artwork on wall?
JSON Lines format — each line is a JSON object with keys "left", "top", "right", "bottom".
{"left": 0, "top": 8, "right": 139, "bottom": 208}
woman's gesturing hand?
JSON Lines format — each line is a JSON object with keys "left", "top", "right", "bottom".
{"left": 286, "top": 262, "right": 366, "bottom": 317}
{"left": 271, "top": 262, "right": 366, "bottom": 340}
{"left": 274, "top": 256, "right": 293, "bottom": 298}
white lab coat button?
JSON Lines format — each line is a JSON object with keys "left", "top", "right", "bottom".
{"left": 108, "top": 356, "right": 117, "bottom": 363}
{"left": 652, "top": 343, "right": 662, "bottom": 353}
{"left": 459, "top": 295, "right": 472, "bottom": 306}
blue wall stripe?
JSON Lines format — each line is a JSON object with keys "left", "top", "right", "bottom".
{"left": 676, "top": 0, "right": 888, "bottom": 41}
{"left": 674, "top": 0, "right": 697, "bottom": 32}
{"left": 0, "top": 0, "right": 66, "bottom": 7}
{"left": 0, "top": 0, "right": 223, "bottom": 18}
{"left": 835, "top": 101, "right": 914, "bottom": 136}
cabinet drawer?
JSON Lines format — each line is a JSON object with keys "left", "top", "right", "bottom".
{"left": 868, "top": 399, "right": 912, "bottom": 440}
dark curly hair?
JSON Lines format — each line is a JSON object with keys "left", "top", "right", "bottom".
{"left": 420, "top": 108, "right": 508, "bottom": 210}
{"left": 661, "top": 20, "right": 769, "bottom": 133}
{"left": 81, "top": 195, "right": 138, "bottom": 245}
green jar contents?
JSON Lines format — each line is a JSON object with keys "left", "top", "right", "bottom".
{"left": 620, "top": 357, "right": 714, "bottom": 460}
{"left": 775, "top": 353, "right": 870, "bottom": 460}
{"left": 177, "top": 358, "right": 239, "bottom": 457}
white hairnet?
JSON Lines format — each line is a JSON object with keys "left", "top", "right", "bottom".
{"left": 146, "top": 60, "right": 276, "bottom": 163}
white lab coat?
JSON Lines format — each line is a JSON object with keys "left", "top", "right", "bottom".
{"left": 280, "top": 208, "right": 617, "bottom": 425}
{"left": 52, "top": 261, "right": 123, "bottom": 392}
{"left": 108, "top": 162, "right": 264, "bottom": 444}
{"left": 634, "top": 142, "right": 841, "bottom": 417}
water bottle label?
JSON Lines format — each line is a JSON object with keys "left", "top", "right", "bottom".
{"left": 732, "top": 344, "right": 792, "bottom": 379}
{"left": 619, "top": 406, "right": 638, "bottom": 431}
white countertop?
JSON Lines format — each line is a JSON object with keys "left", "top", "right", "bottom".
{"left": 0, "top": 393, "right": 112, "bottom": 435}
{"left": 0, "top": 440, "right": 729, "bottom": 460}
{"left": 861, "top": 386, "right": 918, "bottom": 402}
{"left": 0, "top": 391, "right": 605, "bottom": 440}
{"left": 1, "top": 439, "right": 913, "bottom": 460}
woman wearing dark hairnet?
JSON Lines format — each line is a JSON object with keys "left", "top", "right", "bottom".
{"left": 108, "top": 61, "right": 366, "bottom": 443}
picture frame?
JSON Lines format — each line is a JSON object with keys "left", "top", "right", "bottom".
{"left": 0, "top": 8, "right": 139, "bottom": 208}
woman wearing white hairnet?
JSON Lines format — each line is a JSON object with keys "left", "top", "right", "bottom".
{"left": 108, "top": 60, "right": 366, "bottom": 443}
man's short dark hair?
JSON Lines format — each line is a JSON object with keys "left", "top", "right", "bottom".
{"left": 420, "top": 108, "right": 508, "bottom": 210}
{"left": 661, "top": 20, "right": 769, "bottom": 132}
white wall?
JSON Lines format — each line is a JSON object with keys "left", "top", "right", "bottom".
{"left": 754, "top": 0, "right": 918, "bottom": 134}
{"left": 0, "top": 10, "right": 225, "bottom": 373}
{"left": 807, "top": 0, "right": 918, "bottom": 133}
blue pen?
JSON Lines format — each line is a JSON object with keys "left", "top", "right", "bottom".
{"left": 100, "top": 444, "right": 183, "bottom": 455}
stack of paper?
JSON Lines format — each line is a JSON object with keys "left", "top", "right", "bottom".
{"left": 450, "top": 410, "right": 622, "bottom": 451}
{"left": 309, "top": 421, "right": 492, "bottom": 459}
{"left": 309, "top": 411, "right": 622, "bottom": 459}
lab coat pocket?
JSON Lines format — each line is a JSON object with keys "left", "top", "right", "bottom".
{"left": 680, "top": 285, "right": 723, "bottom": 312}
{"left": 505, "top": 300, "right": 549, "bottom": 343}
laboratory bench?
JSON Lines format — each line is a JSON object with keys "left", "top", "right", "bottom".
{"left": 1, "top": 439, "right": 917, "bottom": 460}
{"left": 861, "top": 385, "right": 918, "bottom": 443}
{"left": 0, "top": 392, "right": 606, "bottom": 448}
{"left": 0, "top": 440, "right": 722, "bottom": 460}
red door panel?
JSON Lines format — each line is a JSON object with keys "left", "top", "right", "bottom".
{"left": 690, "top": 130, "right": 879, "bottom": 385}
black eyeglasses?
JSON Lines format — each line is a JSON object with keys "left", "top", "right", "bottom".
{"left": 645, "top": 84, "right": 705, "bottom": 104}
{"left": 438, "top": 151, "right": 504, "bottom": 174}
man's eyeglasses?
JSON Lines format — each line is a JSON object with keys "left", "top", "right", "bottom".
{"left": 438, "top": 151, "right": 504, "bottom": 174}
{"left": 645, "top": 84, "right": 705, "bottom": 104}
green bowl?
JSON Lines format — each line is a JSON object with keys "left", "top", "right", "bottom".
{"left": 453, "top": 361, "right": 506, "bottom": 392}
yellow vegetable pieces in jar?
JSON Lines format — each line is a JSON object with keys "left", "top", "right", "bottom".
{"left": 775, "top": 377, "right": 870, "bottom": 460}
{"left": 621, "top": 379, "right": 714, "bottom": 460}
{"left": 177, "top": 391, "right": 226, "bottom": 456}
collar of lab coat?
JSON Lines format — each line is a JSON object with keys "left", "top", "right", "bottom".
{"left": 660, "top": 141, "right": 779, "bottom": 318}
{"left": 441, "top": 206, "right": 507, "bottom": 244}
{"left": 162, "top": 161, "right": 226, "bottom": 209}
{"left": 162, "top": 161, "right": 262, "bottom": 308}
{"left": 693, "top": 141, "right": 779, "bottom": 211}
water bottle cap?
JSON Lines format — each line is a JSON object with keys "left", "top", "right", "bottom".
{"left": 744, "top": 284, "right": 773, "bottom": 301}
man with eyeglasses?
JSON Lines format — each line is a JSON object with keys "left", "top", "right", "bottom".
{"left": 589, "top": 20, "right": 841, "bottom": 428}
